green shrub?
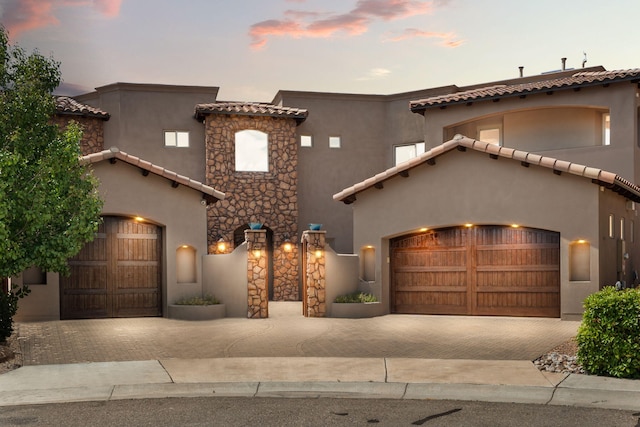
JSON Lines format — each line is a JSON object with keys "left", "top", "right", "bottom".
{"left": 334, "top": 291, "right": 378, "bottom": 303}
{"left": 174, "top": 295, "right": 220, "bottom": 306}
{"left": 576, "top": 287, "right": 640, "bottom": 379}
{"left": 0, "top": 284, "right": 30, "bottom": 343}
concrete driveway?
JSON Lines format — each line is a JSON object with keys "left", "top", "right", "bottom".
{"left": 16, "top": 302, "right": 579, "bottom": 366}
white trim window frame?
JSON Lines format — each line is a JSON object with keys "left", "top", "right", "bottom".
{"left": 394, "top": 142, "right": 426, "bottom": 166}
{"left": 164, "top": 130, "right": 190, "bottom": 148}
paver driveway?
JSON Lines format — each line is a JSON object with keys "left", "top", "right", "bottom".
{"left": 16, "top": 302, "right": 579, "bottom": 365}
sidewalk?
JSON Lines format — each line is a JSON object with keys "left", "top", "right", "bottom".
{"left": 0, "top": 357, "right": 638, "bottom": 410}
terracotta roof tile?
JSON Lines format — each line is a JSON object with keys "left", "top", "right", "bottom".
{"left": 194, "top": 101, "right": 308, "bottom": 124}
{"left": 55, "top": 96, "right": 110, "bottom": 120}
{"left": 333, "top": 135, "right": 640, "bottom": 204}
{"left": 410, "top": 68, "right": 640, "bottom": 111}
{"left": 81, "top": 147, "right": 225, "bottom": 204}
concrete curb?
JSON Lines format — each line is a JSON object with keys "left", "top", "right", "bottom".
{"left": 0, "top": 358, "right": 638, "bottom": 411}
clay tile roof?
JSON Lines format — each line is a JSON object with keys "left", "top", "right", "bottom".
{"left": 410, "top": 68, "right": 640, "bottom": 111}
{"left": 55, "top": 96, "right": 110, "bottom": 120}
{"left": 81, "top": 147, "right": 225, "bottom": 205}
{"left": 194, "top": 101, "right": 308, "bottom": 125}
{"left": 333, "top": 134, "right": 640, "bottom": 204}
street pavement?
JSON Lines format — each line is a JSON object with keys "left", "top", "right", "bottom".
{"left": 1, "top": 302, "right": 638, "bottom": 411}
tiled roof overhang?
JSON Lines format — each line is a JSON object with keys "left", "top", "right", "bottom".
{"left": 55, "top": 96, "right": 110, "bottom": 120}
{"left": 81, "top": 147, "right": 225, "bottom": 205}
{"left": 410, "top": 68, "right": 640, "bottom": 113}
{"left": 333, "top": 135, "right": 640, "bottom": 205}
{"left": 194, "top": 101, "right": 308, "bottom": 125}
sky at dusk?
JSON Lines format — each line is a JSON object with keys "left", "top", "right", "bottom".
{"left": 1, "top": 0, "right": 639, "bottom": 102}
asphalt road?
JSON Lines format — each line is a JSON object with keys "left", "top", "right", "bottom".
{"left": 0, "top": 397, "right": 638, "bottom": 427}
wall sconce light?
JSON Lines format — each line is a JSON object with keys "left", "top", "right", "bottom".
{"left": 283, "top": 234, "right": 293, "bottom": 252}
{"left": 217, "top": 238, "right": 226, "bottom": 252}
{"left": 253, "top": 249, "right": 262, "bottom": 258}
{"left": 314, "top": 249, "right": 322, "bottom": 258}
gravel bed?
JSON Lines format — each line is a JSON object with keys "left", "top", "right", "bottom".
{"left": 533, "top": 337, "right": 586, "bottom": 374}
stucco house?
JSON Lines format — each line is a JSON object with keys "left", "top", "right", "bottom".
{"left": 14, "top": 64, "right": 640, "bottom": 320}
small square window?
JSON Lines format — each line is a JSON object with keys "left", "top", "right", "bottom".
{"left": 478, "top": 127, "right": 501, "bottom": 145}
{"left": 301, "top": 135, "right": 312, "bottom": 147}
{"left": 329, "top": 136, "right": 341, "bottom": 148}
{"left": 164, "top": 131, "right": 189, "bottom": 147}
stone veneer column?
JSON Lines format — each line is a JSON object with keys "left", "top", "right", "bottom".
{"left": 302, "top": 230, "right": 326, "bottom": 317}
{"left": 245, "top": 229, "right": 268, "bottom": 318}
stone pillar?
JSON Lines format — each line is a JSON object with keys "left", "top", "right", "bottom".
{"left": 302, "top": 230, "right": 326, "bottom": 317}
{"left": 245, "top": 229, "right": 268, "bottom": 318}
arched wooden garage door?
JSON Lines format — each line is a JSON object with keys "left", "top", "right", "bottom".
{"left": 60, "top": 216, "right": 162, "bottom": 319}
{"left": 390, "top": 225, "right": 560, "bottom": 317}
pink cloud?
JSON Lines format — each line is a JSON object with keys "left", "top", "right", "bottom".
{"left": 2, "top": 0, "right": 123, "bottom": 38}
{"left": 249, "top": 0, "right": 446, "bottom": 50}
{"left": 385, "top": 28, "right": 463, "bottom": 47}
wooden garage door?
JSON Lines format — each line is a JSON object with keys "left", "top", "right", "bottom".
{"left": 60, "top": 216, "right": 162, "bottom": 319}
{"left": 391, "top": 226, "right": 560, "bottom": 317}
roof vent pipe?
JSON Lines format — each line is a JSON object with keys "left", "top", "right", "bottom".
{"left": 561, "top": 57, "right": 567, "bottom": 70}
{"left": 518, "top": 66, "right": 524, "bottom": 78}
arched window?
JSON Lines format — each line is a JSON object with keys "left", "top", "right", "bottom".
{"left": 235, "top": 130, "right": 268, "bottom": 172}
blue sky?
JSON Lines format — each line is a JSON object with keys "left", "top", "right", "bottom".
{"left": 2, "top": 0, "right": 639, "bottom": 101}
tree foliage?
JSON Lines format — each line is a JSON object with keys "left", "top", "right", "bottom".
{"left": 0, "top": 27, "right": 103, "bottom": 279}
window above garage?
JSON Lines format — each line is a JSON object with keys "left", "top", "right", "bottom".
{"left": 394, "top": 142, "right": 425, "bottom": 166}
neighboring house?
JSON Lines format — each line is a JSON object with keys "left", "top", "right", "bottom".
{"left": 14, "top": 64, "right": 640, "bottom": 320}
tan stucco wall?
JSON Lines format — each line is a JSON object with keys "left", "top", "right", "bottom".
{"left": 77, "top": 84, "right": 218, "bottom": 182}
{"left": 202, "top": 244, "right": 248, "bottom": 318}
{"left": 598, "top": 188, "right": 640, "bottom": 289}
{"left": 425, "top": 83, "right": 639, "bottom": 183}
{"left": 275, "top": 90, "right": 435, "bottom": 253}
{"left": 13, "top": 272, "right": 60, "bottom": 321}
{"left": 349, "top": 149, "right": 607, "bottom": 319}
{"left": 17, "top": 160, "right": 210, "bottom": 320}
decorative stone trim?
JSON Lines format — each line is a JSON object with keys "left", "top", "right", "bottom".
{"left": 246, "top": 229, "right": 268, "bottom": 318}
{"left": 302, "top": 230, "right": 326, "bottom": 317}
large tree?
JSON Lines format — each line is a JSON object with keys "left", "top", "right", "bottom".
{"left": 0, "top": 27, "right": 102, "bottom": 339}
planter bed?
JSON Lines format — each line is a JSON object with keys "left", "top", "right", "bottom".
{"left": 331, "top": 302, "right": 382, "bottom": 318}
{"left": 168, "top": 304, "right": 225, "bottom": 321}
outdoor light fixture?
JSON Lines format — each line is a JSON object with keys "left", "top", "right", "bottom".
{"left": 464, "top": 223, "right": 474, "bottom": 228}
{"left": 577, "top": 239, "right": 587, "bottom": 244}
{"left": 419, "top": 228, "right": 428, "bottom": 232}
{"left": 253, "top": 249, "right": 262, "bottom": 258}
{"left": 511, "top": 224, "right": 520, "bottom": 228}
{"left": 282, "top": 234, "right": 293, "bottom": 252}
{"left": 217, "top": 238, "right": 226, "bottom": 252}
{"left": 314, "top": 249, "right": 322, "bottom": 258}
{"left": 134, "top": 216, "right": 145, "bottom": 222}
{"left": 181, "top": 245, "right": 189, "bottom": 249}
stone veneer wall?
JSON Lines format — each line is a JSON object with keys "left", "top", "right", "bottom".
{"left": 204, "top": 114, "right": 299, "bottom": 301}
{"left": 302, "top": 230, "right": 326, "bottom": 317}
{"left": 246, "top": 229, "right": 269, "bottom": 318}
{"left": 53, "top": 115, "right": 105, "bottom": 155}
